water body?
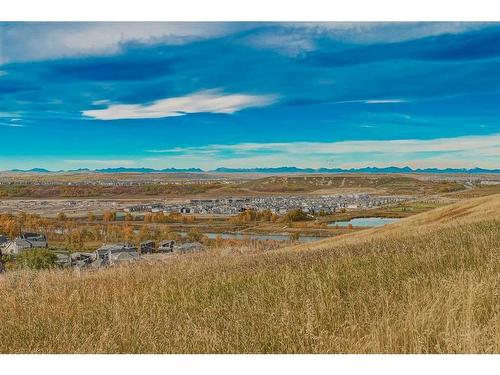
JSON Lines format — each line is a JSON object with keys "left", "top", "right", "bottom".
{"left": 328, "top": 217, "right": 400, "bottom": 227}
{"left": 178, "top": 232, "right": 325, "bottom": 243}
{"left": 203, "top": 232, "right": 324, "bottom": 243}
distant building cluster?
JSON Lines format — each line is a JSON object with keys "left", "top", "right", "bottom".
{"left": 71, "top": 240, "right": 204, "bottom": 269}
{"left": 0, "top": 176, "right": 239, "bottom": 187}
{"left": 1, "top": 232, "right": 48, "bottom": 256}
{"left": 0, "top": 232, "right": 204, "bottom": 271}
{"left": 126, "top": 193, "right": 407, "bottom": 215}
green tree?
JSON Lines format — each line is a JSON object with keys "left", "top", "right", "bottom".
{"left": 284, "top": 209, "right": 309, "bottom": 223}
{"left": 187, "top": 229, "right": 203, "bottom": 242}
{"left": 16, "top": 249, "right": 58, "bottom": 270}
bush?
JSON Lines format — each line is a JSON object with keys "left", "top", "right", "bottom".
{"left": 16, "top": 249, "right": 59, "bottom": 270}
{"left": 186, "top": 229, "right": 204, "bottom": 242}
{"left": 0, "top": 254, "right": 16, "bottom": 271}
{"left": 283, "top": 209, "right": 309, "bottom": 222}
{"left": 102, "top": 211, "right": 117, "bottom": 222}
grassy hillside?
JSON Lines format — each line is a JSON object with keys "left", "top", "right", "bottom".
{"left": 0, "top": 174, "right": 473, "bottom": 198}
{"left": 0, "top": 183, "right": 221, "bottom": 198}
{"left": 290, "top": 192, "right": 500, "bottom": 251}
{"left": 0, "top": 194, "right": 498, "bottom": 353}
{"left": 241, "top": 175, "right": 464, "bottom": 195}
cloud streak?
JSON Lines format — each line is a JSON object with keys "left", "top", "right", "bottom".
{"left": 336, "top": 99, "right": 408, "bottom": 104}
{"left": 145, "top": 133, "right": 500, "bottom": 169}
{"left": 294, "top": 22, "right": 491, "bottom": 44}
{"left": 82, "top": 90, "right": 278, "bottom": 120}
{"left": 148, "top": 133, "right": 500, "bottom": 155}
{"left": 63, "top": 159, "right": 136, "bottom": 167}
{"left": 0, "top": 122, "right": 24, "bottom": 127}
{"left": 0, "top": 22, "right": 246, "bottom": 63}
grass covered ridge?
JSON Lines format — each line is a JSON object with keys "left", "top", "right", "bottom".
{"left": 0, "top": 195, "right": 499, "bottom": 353}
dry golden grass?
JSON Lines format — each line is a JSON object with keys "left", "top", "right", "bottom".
{"left": 288, "top": 193, "right": 500, "bottom": 252}
{"left": 446, "top": 184, "right": 500, "bottom": 199}
{"left": 0, "top": 194, "right": 499, "bottom": 353}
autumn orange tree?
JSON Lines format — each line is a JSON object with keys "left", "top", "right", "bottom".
{"left": 229, "top": 209, "right": 279, "bottom": 224}
{"left": 122, "top": 225, "right": 134, "bottom": 243}
{"left": 102, "top": 211, "right": 116, "bottom": 222}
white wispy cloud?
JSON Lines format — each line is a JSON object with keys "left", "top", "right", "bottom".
{"left": 144, "top": 133, "right": 500, "bottom": 169}
{"left": 2, "top": 22, "right": 492, "bottom": 63}
{"left": 0, "top": 112, "right": 20, "bottom": 118}
{"left": 83, "top": 90, "right": 278, "bottom": 120}
{"left": 289, "top": 22, "right": 491, "bottom": 44}
{"left": 336, "top": 99, "right": 408, "bottom": 104}
{"left": 0, "top": 122, "right": 24, "bottom": 127}
{"left": 63, "top": 159, "right": 136, "bottom": 167}
{"left": 243, "top": 30, "right": 316, "bottom": 56}
{"left": 1, "top": 22, "right": 247, "bottom": 63}
{"left": 148, "top": 133, "right": 500, "bottom": 155}
{"left": 246, "top": 22, "right": 491, "bottom": 56}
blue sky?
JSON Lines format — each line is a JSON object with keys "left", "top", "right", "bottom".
{"left": 0, "top": 22, "right": 499, "bottom": 170}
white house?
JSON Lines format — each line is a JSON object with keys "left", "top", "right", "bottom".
{"left": 3, "top": 238, "right": 35, "bottom": 256}
{"left": 2, "top": 233, "right": 48, "bottom": 256}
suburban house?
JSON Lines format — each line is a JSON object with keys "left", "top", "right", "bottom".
{"left": 158, "top": 240, "right": 175, "bottom": 253}
{"left": 2, "top": 233, "right": 48, "bottom": 256}
{"left": 20, "top": 233, "right": 48, "bottom": 248}
{"left": 0, "top": 235, "right": 8, "bottom": 248}
{"left": 140, "top": 240, "right": 155, "bottom": 254}
{"left": 95, "top": 243, "right": 140, "bottom": 265}
{"left": 177, "top": 242, "right": 203, "bottom": 254}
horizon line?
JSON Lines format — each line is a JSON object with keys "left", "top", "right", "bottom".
{"left": 2, "top": 166, "right": 500, "bottom": 174}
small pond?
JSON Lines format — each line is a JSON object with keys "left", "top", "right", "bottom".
{"left": 203, "top": 232, "right": 323, "bottom": 243}
{"left": 328, "top": 217, "right": 401, "bottom": 228}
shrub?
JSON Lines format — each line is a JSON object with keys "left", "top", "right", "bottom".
{"left": 102, "top": 211, "right": 117, "bottom": 222}
{"left": 57, "top": 212, "right": 67, "bottom": 221}
{"left": 16, "top": 249, "right": 58, "bottom": 270}
{"left": 283, "top": 209, "right": 309, "bottom": 222}
{"left": 186, "top": 229, "right": 203, "bottom": 242}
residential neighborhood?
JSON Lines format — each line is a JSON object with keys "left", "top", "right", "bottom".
{"left": 0, "top": 231, "right": 204, "bottom": 271}
{"left": 126, "top": 193, "right": 408, "bottom": 216}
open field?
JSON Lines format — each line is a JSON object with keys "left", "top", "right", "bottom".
{"left": 445, "top": 184, "right": 500, "bottom": 199}
{"left": 0, "top": 173, "right": 474, "bottom": 199}
{"left": 240, "top": 175, "right": 466, "bottom": 195}
{"left": 0, "top": 194, "right": 498, "bottom": 353}
{"left": 0, "top": 183, "right": 224, "bottom": 199}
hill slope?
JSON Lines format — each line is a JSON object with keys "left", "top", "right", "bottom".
{"left": 240, "top": 175, "right": 464, "bottom": 195}
{"left": 286, "top": 192, "right": 500, "bottom": 252}
{"left": 0, "top": 195, "right": 498, "bottom": 353}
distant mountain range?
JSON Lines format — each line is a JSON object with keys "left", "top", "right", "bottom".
{"left": 4, "top": 166, "right": 500, "bottom": 174}
{"left": 9, "top": 168, "right": 55, "bottom": 173}
{"left": 7, "top": 167, "right": 203, "bottom": 174}
{"left": 213, "top": 166, "right": 500, "bottom": 174}
{"left": 94, "top": 167, "right": 204, "bottom": 173}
